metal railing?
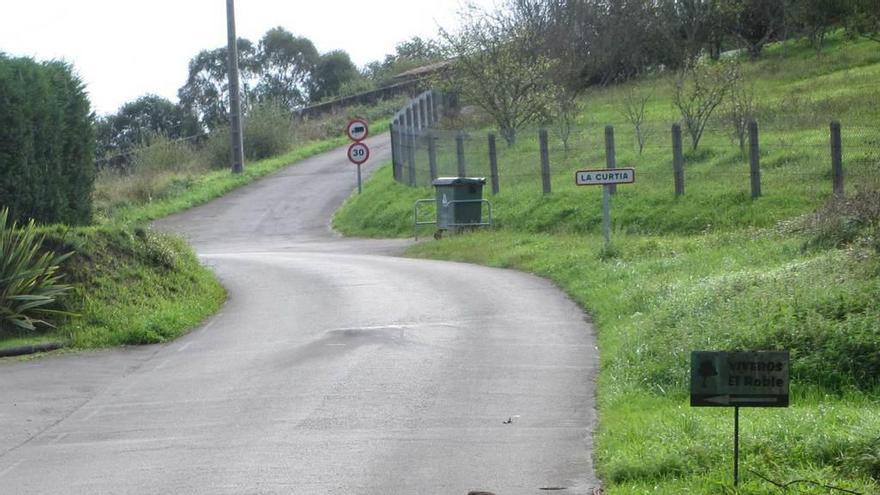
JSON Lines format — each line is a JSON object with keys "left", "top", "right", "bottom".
{"left": 389, "top": 89, "right": 460, "bottom": 184}
{"left": 413, "top": 198, "right": 494, "bottom": 240}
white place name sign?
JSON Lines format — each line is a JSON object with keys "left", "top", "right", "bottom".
{"left": 575, "top": 168, "right": 635, "bottom": 186}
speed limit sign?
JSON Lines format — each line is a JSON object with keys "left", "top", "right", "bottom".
{"left": 347, "top": 142, "right": 370, "bottom": 165}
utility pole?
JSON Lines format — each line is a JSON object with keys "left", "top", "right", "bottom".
{"left": 226, "top": 0, "right": 244, "bottom": 173}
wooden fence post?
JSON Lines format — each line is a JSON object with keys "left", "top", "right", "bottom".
{"left": 605, "top": 125, "right": 617, "bottom": 195}
{"left": 488, "top": 133, "right": 499, "bottom": 195}
{"left": 540, "top": 129, "right": 551, "bottom": 194}
{"left": 748, "top": 120, "right": 761, "bottom": 199}
{"left": 456, "top": 132, "right": 467, "bottom": 177}
{"left": 831, "top": 121, "right": 843, "bottom": 196}
{"left": 672, "top": 123, "right": 685, "bottom": 197}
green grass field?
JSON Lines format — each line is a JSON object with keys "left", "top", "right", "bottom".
{"left": 335, "top": 34, "right": 880, "bottom": 493}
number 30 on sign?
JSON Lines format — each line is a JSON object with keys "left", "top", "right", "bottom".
{"left": 347, "top": 142, "right": 370, "bottom": 165}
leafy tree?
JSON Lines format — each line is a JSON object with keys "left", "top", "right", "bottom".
{"left": 659, "top": 0, "right": 727, "bottom": 63}
{"left": 255, "top": 27, "right": 319, "bottom": 108}
{"left": 440, "top": 2, "right": 558, "bottom": 145}
{"left": 364, "top": 36, "right": 445, "bottom": 84}
{"left": 308, "top": 50, "right": 359, "bottom": 103}
{"left": 847, "top": 0, "right": 880, "bottom": 42}
{"left": 509, "top": 0, "right": 679, "bottom": 89}
{"left": 177, "top": 38, "right": 260, "bottom": 131}
{"left": 95, "top": 94, "right": 199, "bottom": 160}
{"left": 591, "top": 0, "right": 678, "bottom": 84}
{"left": 786, "top": 0, "right": 850, "bottom": 52}
{"left": 720, "top": 0, "right": 785, "bottom": 59}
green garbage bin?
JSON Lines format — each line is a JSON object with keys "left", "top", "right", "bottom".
{"left": 432, "top": 177, "right": 486, "bottom": 230}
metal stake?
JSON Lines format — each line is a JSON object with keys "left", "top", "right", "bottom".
{"left": 602, "top": 185, "right": 611, "bottom": 249}
{"left": 357, "top": 164, "right": 362, "bottom": 194}
{"left": 734, "top": 406, "right": 740, "bottom": 486}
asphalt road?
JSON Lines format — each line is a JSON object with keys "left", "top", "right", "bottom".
{"left": 0, "top": 133, "right": 599, "bottom": 494}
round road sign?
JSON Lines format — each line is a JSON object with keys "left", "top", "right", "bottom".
{"left": 347, "top": 142, "right": 370, "bottom": 165}
{"left": 346, "top": 119, "right": 369, "bottom": 142}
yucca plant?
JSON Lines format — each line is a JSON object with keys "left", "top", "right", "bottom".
{"left": 0, "top": 208, "right": 74, "bottom": 332}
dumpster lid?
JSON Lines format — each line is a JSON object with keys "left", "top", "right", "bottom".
{"left": 432, "top": 177, "right": 487, "bottom": 186}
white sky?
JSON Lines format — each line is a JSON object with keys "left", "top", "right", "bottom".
{"left": 1, "top": 0, "right": 494, "bottom": 115}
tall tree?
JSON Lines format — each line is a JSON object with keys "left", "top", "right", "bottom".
{"left": 178, "top": 38, "right": 259, "bottom": 131}
{"left": 718, "top": 0, "right": 784, "bottom": 59}
{"left": 308, "top": 50, "right": 358, "bottom": 103}
{"left": 95, "top": 94, "right": 198, "bottom": 159}
{"left": 440, "top": 2, "right": 558, "bottom": 145}
{"left": 255, "top": 27, "right": 319, "bottom": 108}
{"left": 786, "top": 0, "right": 850, "bottom": 52}
{"left": 847, "top": 0, "right": 880, "bottom": 42}
{"left": 659, "top": 0, "right": 726, "bottom": 63}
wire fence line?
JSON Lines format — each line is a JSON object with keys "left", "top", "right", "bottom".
{"left": 389, "top": 114, "right": 879, "bottom": 200}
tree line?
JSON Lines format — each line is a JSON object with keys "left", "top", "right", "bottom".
{"left": 96, "top": 27, "right": 445, "bottom": 162}
{"left": 440, "top": 0, "right": 880, "bottom": 144}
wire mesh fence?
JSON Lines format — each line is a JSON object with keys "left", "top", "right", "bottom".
{"left": 391, "top": 117, "right": 879, "bottom": 202}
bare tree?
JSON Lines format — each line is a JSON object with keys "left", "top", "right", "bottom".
{"left": 621, "top": 88, "right": 653, "bottom": 155}
{"left": 550, "top": 86, "right": 581, "bottom": 152}
{"left": 724, "top": 77, "right": 756, "bottom": 154}
{"left": 672, "top": 60, "right": 741, "bottom": 150}
{"left": 439, "top": 3, "right": 558, "bottom": 145}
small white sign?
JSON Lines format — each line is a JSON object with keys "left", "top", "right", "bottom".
{"left": 575, "top": 168, "right": 636, "bottom": 186}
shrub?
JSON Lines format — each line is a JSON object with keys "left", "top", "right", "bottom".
{"left": 0, "top": 55, "right": 95, "bottom": 225}
{"left": 0, "top": 208, "right": 73, "bottom": 333}
{"left": 131, "top": 133, "right": 199, "bottom": 174}
{"left": 199, "top": 103, "right": 295, "bottom": 169}
{"left": 802, "top": 181, "right": 880, "bottom": 253}
{"left": 242, "top": 103, "right": 294, "bottom": 160}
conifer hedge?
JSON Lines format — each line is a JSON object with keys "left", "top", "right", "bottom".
{"left": 0, "top": 54, "right": 95, "bottom": 225}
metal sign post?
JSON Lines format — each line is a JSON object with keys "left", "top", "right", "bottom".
{"left": 602, "top": 185, "right": 611, "bottom": 248}
{"left": 575, "top": 168, "right": 635, "bottom": 250}
{"left": 345, "top": 119, "right": 369, "bottom": 194}
{"left": 691, "top": 350, "right": 790, "bottom": 486}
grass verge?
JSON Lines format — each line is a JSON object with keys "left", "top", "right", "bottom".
{"left": 3, "top": 119, "right": 388, "bottom": 353}
{"left": 334, "top": 35, "right": 880, "bottom": 493}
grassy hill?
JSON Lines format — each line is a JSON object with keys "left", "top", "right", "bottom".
{"left": 335, "top": 34, "right": 880, "bottom": 493}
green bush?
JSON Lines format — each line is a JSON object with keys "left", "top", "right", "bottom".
{"left": 131, "top": 133, "right": 199, "bottom": 174}
{"left": 199, "top": 103, "right": 295, "bottom": 168}
{"left": 0, "top": 208, "right": 73, "bottom": 333}
{"left": 0, "top": 55, "right": 95, "bottom": 225}
{"left": 802, "top": 182, "right": 880, "bottom": 253}
{"left": 243, "top": 103, "right": 294, "bottom": 161}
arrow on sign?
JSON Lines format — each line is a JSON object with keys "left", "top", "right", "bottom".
{"left": 704, "top": 395, "right": 780, "bottom": 406}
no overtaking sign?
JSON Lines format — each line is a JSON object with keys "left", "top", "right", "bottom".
{"left": 346, "top": 119, "right": 369, "bottom": 142}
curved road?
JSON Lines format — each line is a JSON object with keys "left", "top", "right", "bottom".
{"left": 0, "top": 134, "right": 599, "bottom": 494}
